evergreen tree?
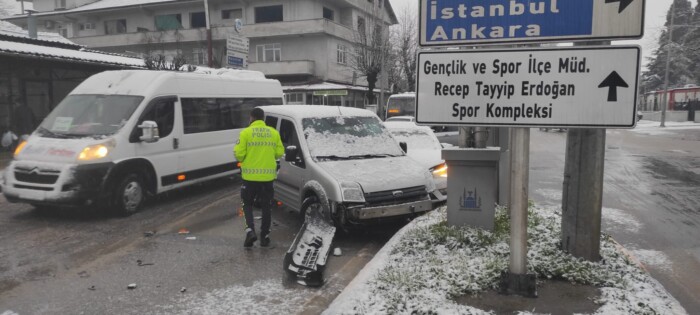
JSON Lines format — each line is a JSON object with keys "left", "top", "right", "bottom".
{"left": 682, "top": 0, "right": 700, "bottom": 83}
{"left": 644, "top": 0, "right": 695, "bottom": 90}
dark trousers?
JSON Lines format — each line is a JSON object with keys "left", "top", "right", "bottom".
{"left": 241, "top": 180, "right": 274, "bottom": 235}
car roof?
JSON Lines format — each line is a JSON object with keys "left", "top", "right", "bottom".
{"left": 262, "top": 105, "right": 376, "bottom": 120}
{"left": 384, "top": 121, "right": 434, "bottom": 132}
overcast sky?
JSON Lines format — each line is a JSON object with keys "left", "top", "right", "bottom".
{"left": 389, "top": 0, "right": 675, "bottom": 67}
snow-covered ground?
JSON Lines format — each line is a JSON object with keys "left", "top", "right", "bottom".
{"left": 326, "top": 206, "right": 687, "bottom": 314}
{"left": 631, "top": 120, "right": 700, "bottom": 137}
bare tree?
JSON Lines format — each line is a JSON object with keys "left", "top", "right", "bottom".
{"left": 394, "top": 6, "right": 418, "bottom": 92}
{"left": 350, "top": 3, "right": 392, "bottom": 105}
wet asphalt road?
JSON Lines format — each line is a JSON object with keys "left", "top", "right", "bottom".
{"left": 0, "top": 176, "right": 403, "bottom": 314}
{"left": 527, "top": 125, "right": 700, "bottom": 314}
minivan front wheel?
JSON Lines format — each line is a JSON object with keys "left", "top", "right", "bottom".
{"left": 301, "top": 195, "right": 330, "bottom": 222}
{"left": 114, "top": 173, "right": 145, "bottom": 216}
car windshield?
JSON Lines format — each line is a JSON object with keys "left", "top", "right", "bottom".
{"left": 386, "top": 97, "right": 415, "bottom": 117}
{"left": 302, "top": 116, "right": 404, "bottom": 160}
{"left": 38, "top": 95, "right": 143, "bottom": 138}
{"left": 389, "top": 129, "right": 441, "bottom": 151}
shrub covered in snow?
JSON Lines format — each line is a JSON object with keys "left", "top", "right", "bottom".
{"left": 341, "top": 205, "right": 686, "bottom": 314}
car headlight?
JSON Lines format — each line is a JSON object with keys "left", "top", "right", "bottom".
{"left": 78, "top": 140, "right": 115, "bottom": 161}
{"left": 14, "top": 140, "right": 27, "bottom": 157}
{"left": 341, "top": 181, "right": 365, "bottom": 202}
{"left": 430, "top": 163, "right": 448, "bottom": 178}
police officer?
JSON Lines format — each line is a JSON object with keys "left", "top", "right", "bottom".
{"left": 235, "top": 107, "right": 284, "bottom": 248}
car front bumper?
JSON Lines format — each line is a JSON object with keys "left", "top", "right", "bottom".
{"left": 349, "top": 198, "right": 434, "bottom": 220}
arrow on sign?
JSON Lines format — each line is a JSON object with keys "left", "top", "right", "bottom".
{"left": 605, "top": 0, "right": 635, "bottom": 14}
{"left": 598, "top": 71, "right": 629, "bottom": 102}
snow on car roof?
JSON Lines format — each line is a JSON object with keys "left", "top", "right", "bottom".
{"left": 262, "top": 105, "right": 377, "bottom": 120}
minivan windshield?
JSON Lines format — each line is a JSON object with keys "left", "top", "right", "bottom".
{"left": 38, "top": 95, "right": 143, "bottom": 138}
{"left": 302, "top": 116, "right": 404, "bottom": 160}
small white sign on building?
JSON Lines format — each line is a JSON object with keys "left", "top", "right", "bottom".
{"left": 416, "top": 46, "right": 641, "bottom": 128}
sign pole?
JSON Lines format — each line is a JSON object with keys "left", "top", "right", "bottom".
{"left": 560, "top": 41, "right": 609, "bottom": 262}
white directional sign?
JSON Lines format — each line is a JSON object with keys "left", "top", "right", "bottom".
{"left": 419, "top": 0, "right": 645, "bottom": 46}
{"left": 416, "top": 46, "right": 640, "bottom": 128}
{"left": 227, "top": 33, "right": 249, "bottom": 69}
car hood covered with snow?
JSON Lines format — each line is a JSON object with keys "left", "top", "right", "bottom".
{"left": 406, "top": 149, "right": 443, "bottom": 170}
{"left": 318, "top": 156, "right": 430, "bottom": 193}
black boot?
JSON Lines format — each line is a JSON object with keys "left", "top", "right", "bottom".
{"left": 244, "top": 228, "right": 257, "bottom": 248}
{"left": 260, "top": 233, "right": 270, "bottom": 247}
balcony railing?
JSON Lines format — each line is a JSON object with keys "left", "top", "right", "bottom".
{"left": 70, "top": 19, "right": 354, "bottom": 49}
{"left": 248, "top": 60, "right": 315, "bottom": 76}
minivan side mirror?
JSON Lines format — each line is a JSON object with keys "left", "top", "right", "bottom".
{"left": 399, "top": 142, "right": 407, "bottom": 153}
{"left": 138, "top": 120, "right": 160, "bottom": 143}
{"left": 285, "top": 145, "right": 299, "bottom": 162}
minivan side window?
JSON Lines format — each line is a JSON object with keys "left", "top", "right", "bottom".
{"left": 130, "top": 96, "right": 175, "bottom": 143}
{"left": 279, "top": 118, "right": 303, "bottom": 167}
{"left": 181, "top": 97, "right": 282, "bottom": 134}
{"left": 265, "top": 116, "right": 278, "bottom": 128}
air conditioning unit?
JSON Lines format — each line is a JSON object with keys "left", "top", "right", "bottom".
{"left": 45, "top": 20, "right": 55, "bottom": 29}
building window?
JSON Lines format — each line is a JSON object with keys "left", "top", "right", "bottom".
{"left": 357, "top": 17, "right": 365, "bottom": 35}
{"left": 337, "top": 44, "right": 348, "bottom": 64}
{"left": 79, "top": 22, "right": 95, "bottom": 31}
{"left": 323, "top": 7, "right": 334, "bottom": 21}
{"left": 222, "top": 9, "right": 242, "bottom": 20}
{"left": 104, "top": 19, "right": 127, "bottom": 34}
{"left": 255, "top": 5, "right": 283, "bottom": 23}
{"left": 286, "top": 93, "right": 304, "bottom": 104}
{"left": 190, "top": 12, "right": 206, "bottom": 28}
{"left": 155, "top": 14, "right": 182, "bottom": 31}
{"left": 55, "top": 0, "right": 66, "bottom": 9}
{"left": 192, "top": 48, "right": 207, "bottom": 65}
{"left": 57, "top": 27, "right": 68, "bottom": 37}
{"left": 256, "top": 43, "right": 281, "bottom": 62}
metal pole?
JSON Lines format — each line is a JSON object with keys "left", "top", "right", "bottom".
{"left": 661, "top": 0, "right": 676, "bottom": 128}
{"left": 204, "top": 0, "right": 213, "bottom": 67}
{"left": 509, "top": 127, "right": 529, "bottom": 275}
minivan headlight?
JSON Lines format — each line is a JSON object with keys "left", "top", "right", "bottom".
{"left": 13, "top": 141, "right": 27, "bottom": 157}
{"left": 341, "top": 181, "right": 365, "bottom": 202}
{"left": 78, "top": 140, "right": 115, "bottom": 161}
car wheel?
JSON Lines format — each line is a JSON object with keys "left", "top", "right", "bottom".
{"left": 301, "top": 195, "right": 331, "bottom": 222}
{"left": 114, "top": 173, "right": 145, "bottom": 216}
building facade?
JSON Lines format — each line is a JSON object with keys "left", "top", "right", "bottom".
{"left": 4, "top": 0, "right": 397, "bottom": 108}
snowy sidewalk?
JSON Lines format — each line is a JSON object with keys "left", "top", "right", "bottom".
{"left": 324, "top": 206, "right": 688, "bottom": 314}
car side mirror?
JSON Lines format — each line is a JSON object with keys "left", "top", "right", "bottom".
{"left": 285, "top": 145, "right": 299, "bottom": 162}
{"left": 138, "top": 120, "right": 159, "bottom": 143}
{"left": 399, "top": 142, "right": 407, "bottom": 153}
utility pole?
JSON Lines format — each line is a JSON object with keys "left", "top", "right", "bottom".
{"left": 661, "top": 0, "right": 676, "bottom": 128}
{"left": 204, "top": 0, "right": 213, "bottom": 67}
{"left": 560, "top": 41, "right": 609, "bottom": 262}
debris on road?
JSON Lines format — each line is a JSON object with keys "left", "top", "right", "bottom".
{"left": 180, "top": 287, "right": 187, "bottom": 293}
{"left": 143, "top": 231, "right": 156, "bottom": 237}
{"left": 333, "top": 247, "right": 342, "bottom": 256}
{"left": 136, "top": 259, "right": 154, "bottom": 267}
{"left": 88, "top": 285, "right": 96, "bottom": 291}
{"left": 283, "top": 211, "right": 336, "bottom": 287}
{"left": 185, "top": 236, "right": 197, "bottom": 241}
{"left": 127, "top": 283, "right": 137, "bottom": 290}
{"left": 255, "top": 216, "right": 262, "bottom": 220}
{"left": 178, "top": 228, "right": 190, "bottom": 235}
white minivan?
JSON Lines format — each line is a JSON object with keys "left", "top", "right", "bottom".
{"left": 1, "top": 70, "right": 283, "bottom": 215}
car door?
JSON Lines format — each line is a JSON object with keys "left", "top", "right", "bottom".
{"left": 275, "top": 117, "right": 306, "bottom": 210}
{"left": 130, "top": 96, "right": 181, "bottom": 191}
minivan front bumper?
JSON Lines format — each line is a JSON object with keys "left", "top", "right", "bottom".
{"left": 2, "top": 161, "right": 113, "bottom": 207}
{"left": 349, "top": 199, "right": 433, "bottom": 220}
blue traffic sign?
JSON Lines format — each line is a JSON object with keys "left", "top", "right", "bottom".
{"left": 419, "top": 0, "right": 645, "bottom": 46}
